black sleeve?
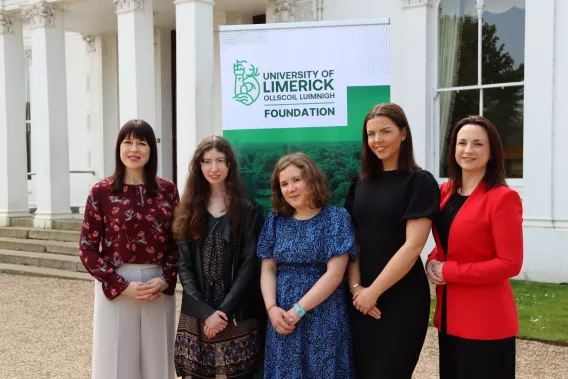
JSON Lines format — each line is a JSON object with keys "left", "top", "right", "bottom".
{"left": 402, "top": 170, "right": 440, "bottom": 221}
{"left": 343, "top": 174, "right": 359, "bottom": 226}
{"left": 218, "top": 206, "right": 259, "bottom": 315}
{"left": 178, "top": 242, "right": 216, "bottom": 320}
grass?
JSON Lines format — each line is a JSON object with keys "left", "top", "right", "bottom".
{"left": 429, "top": 279, "right": 568, "bottom": 343}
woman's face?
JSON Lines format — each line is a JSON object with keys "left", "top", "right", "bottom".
{"left": 200, "top": 148, "right": 229, "bottom": 185}
{"left": 279, "top": 164, "right": 310, "bottom": 210}
{"left": 366, "top": 116, "right": 406, "bottom": 169}
{"left": 120, "top": 134, "right": 150, "bottom": 172}
{"left": 455, "top": 124, "right": 491, "bottom": 174}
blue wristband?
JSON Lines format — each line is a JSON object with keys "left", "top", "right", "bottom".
{"left": 293, "top": 302, "right": 306, "bottom": 317}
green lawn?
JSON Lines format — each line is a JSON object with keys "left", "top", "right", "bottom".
{"left": 429, "top": 280, "right": 568, "bottom": 343}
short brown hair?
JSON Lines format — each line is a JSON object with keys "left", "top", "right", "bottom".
{"left": 361, "top": 103, "right": 419, "bottom": 179}
{"left": 270, "top": 153, "right": 330, "bottom": 216}
{"left": 448, "top": 116, "right": 507, "bottom": 193}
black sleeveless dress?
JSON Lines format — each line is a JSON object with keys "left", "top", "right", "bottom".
{"left": 344, "top": 169, "right": 439, "bottom": 379}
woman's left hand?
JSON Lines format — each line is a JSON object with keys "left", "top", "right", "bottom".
{"left": 136, "top": 278, "right": 168, "bottom": 302}
{"left": 285, "top": 308, "right": 302, "bottom": 327}
{"left": 352, "top": 287, "right": 379, "bottom": 315}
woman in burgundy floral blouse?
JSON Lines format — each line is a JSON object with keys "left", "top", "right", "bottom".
{"left": 173, "top": 136, "right": 264, "bottom": 379}
{"left": 80, "top": 119, "right": 179, "bottom": 379}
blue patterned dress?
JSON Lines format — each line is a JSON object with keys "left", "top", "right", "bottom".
{"left": 256, "top": 205, "right": 356, "bottom": 379}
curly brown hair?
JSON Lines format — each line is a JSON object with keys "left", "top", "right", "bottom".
{"left": 270, "top": 152, "right": 330, "bottom": 216}
{"left": 172, "top": 136, "right": 245, "bottom": 242}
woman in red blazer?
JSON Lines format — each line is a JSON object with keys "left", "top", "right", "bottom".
{"left": 426, "top": 115, "right": 523, "bottom": 379}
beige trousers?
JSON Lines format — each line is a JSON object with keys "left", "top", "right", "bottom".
{"left": 91, "top": 264, "right": 176, "bottom": 379}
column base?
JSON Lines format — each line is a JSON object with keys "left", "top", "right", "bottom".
{"left": 33, "top": 211, "right": 74, "bottom": 229}
{"left": 0, "top": 211, "right": 32, "bottom": 227}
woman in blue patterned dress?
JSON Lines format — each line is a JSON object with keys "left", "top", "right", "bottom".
{"left": 256, "top": 152, "right": 356, "bottom": 379}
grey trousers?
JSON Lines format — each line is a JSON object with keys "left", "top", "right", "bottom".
{"left": 91, "top": 264, "right": 176, "bottom": 379}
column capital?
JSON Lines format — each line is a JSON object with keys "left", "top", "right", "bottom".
{"left": 20, "top": 1, "right": 56, "bottom": 28}
{"left": 267, "top": 0, "right": 315, "bottom": 23}
{"left": 114, "top": 0, "right": 146, "bottom": 14}
{"left": 400, "top": 0, "right": 437, "bottom": 9}
{"left": 0, "top": 11, "right": 14, "bottom": 35}
{"left": 174, "top": 0, "right": 215, "bottom": 6}
{"left": 82, "top": 35, "right": 96, "bottom": 52}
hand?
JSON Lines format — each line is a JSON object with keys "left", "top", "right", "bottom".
{"left": 268, "top": 306, "right": 295, "bottom": 335}
{"left": 121, "top": 281, "right": 144, "bottom": 299}
{"left": 426, "top": 260, "right": 445, "bottom": 285}
{"left": 136, "top": 277, "right": 168, "bottom": 302}
{"left": 204, "top": 311, "right": 228, "bottom": 339}
{"left": 351, "top": 286, "right": 381, "bottom": 319}
{"left": 286, "top": 308, "right": 302, "bottom": 327}
{"left": 352, "top": 287, "right": 380, "bottom": 317}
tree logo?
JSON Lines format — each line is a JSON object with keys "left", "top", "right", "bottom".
{"left": 233, "top": 60, "right": 261, "bottom": 106}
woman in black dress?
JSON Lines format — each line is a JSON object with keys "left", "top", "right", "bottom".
{"left": 345, "top": 103, "right": 439, "bottom": 378}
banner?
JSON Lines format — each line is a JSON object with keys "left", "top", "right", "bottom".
{"left": 219, "top": 19, "right": 391, "bottom": 213}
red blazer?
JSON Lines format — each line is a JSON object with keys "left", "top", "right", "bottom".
{"left": 427, "top": 181, "right": 523, "bottom": 340}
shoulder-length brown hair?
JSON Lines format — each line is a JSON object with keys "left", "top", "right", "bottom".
{"left": 448, "top": 115, "right": 508, "bottom": 193}
{"left": 173, "top": 136, "right": 246, "bottom": 243}
{"left": 111, "top": 119, "right": 159, "bottom": 195}
{"left": 270, "top": 152, "right": 330, "bottom": 216}
{"left": 361, "top": 103, "right": 419, "bottom": 179}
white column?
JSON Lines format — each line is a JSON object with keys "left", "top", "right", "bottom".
{"left": 0, "top": 12, "right": 30, "bottom": 226}
{"left": 174, "top": 0, "right": 215, "bottom": 190}
{"left": 21, "top": 1, "right": 72, "bottom": 228}
{"left": 116, "top": 0, "right": 156, "bottom": 128}
{"left": 393, "top": 0, "right": 436, "bottom": 171}
{"left": 552, "top": 0, "right": 568, "bottom": 228}
{"left": 154, "top": 28, "right": 173, "bottom": 180}
{"left": 522, "top": 0, "right": 554, "bottom": 228}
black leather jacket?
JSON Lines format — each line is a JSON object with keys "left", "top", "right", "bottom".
{"left": 178, "top": 198, "right": 265, "bottom": 324}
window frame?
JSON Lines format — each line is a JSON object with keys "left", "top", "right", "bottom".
{"left": 432, "top": 0, "right": 525, "bottom": 190}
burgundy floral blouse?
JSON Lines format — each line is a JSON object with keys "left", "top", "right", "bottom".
{"left": 79, "top": 177, "right": 179, "bottom": 300}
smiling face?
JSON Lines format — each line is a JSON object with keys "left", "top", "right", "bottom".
{"left": 455, "top": 124, "right": 491, "bottom": 175}
{"left": 366, "top": 116, "right": 406, "bottom": 170}
{"left": 119, "top": 134, "right": 150, "bottom": 172}
{"left": 278, "top": 164, "right": 310, "bottom": 211}
{"left": 200, "top": 148, "right": 229, "bottom": 185}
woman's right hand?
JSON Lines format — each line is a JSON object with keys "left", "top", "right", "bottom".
{"left": 351, "top": 286, "right": 381, "bottom": 320}
{"left": 204, "top": 311, "right": 229, "bottom": 339}
{"left": 426, "top": 260, "right": 446, "bottom": 285}
{"left": 268, "top": 306, "right": 296, "bottom": 335}
{"left": 121, "top": 282, "right": 144, "bottom": 299}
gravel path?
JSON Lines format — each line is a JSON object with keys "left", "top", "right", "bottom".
{"left": 0, "top": 273, "right": 566, "bottom": 379}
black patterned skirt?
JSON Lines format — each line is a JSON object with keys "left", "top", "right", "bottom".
{"left": 174, "top": 313, "right": 260, "bottom": 379}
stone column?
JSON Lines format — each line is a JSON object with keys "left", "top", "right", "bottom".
{"left": 174, "top": 0, "right": 215, "bottom": 190}
{"left": 0, "top": 12, "right": 30, "bottom": 226}
{"left": 115, "top": 0, "right": 156, "bottom": 128}
{"left": 21, "top": 1, "right": 72, "bottom": 228}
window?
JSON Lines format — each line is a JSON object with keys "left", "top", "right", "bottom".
{"left": 436, "top": 0, "right": 525, "bottom": 178}
{"left": 24, "top": 50, "right": 31, "bottom": 177}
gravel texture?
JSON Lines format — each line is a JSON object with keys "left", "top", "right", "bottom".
{"left": 0, "top": 273, "right": 566, "bottom": 379}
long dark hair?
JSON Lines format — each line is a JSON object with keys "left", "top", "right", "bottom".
{"left": 448, "top": 115, "right": 507, "bottom": 193}
{"left": 111, "top": 119, "right": 159, "bottom": 195}
{"left": 173, "top": 136, "right": 246, "bottom": 243}
{"left": 361, "top": 103, "right": 419, "bottom": 179}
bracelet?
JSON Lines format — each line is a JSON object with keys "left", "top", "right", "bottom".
{"left": 266, "top": 304, "right": 276, "bottom": 314}
{"left": 349, "top": 283, "right": 360, "bottom": 293}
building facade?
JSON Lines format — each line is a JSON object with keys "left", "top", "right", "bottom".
{"left": 0, "top": 0, "right": 566, "bottom": 282}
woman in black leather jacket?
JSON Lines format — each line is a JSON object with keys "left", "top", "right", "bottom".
{"left": 172, "top": 136, "right": 264, "bottom": 379}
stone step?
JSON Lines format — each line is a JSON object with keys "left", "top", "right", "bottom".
{"left": 0, "top": 227, "right": 80, "bottom": 243}
{"left": 53, "top": 219, "right": 83, "bottom": 232}
{"left": 0, "top": 237, "right": 79, "bottom": 256}
{"left": 10, "top": 218, "right": 33, "bottom": 228}
{"left": 0, "top": 263, "right": 92, "bottom": 281}
{"left": 0, "top": 249, "right": 87, "bottom": 273}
